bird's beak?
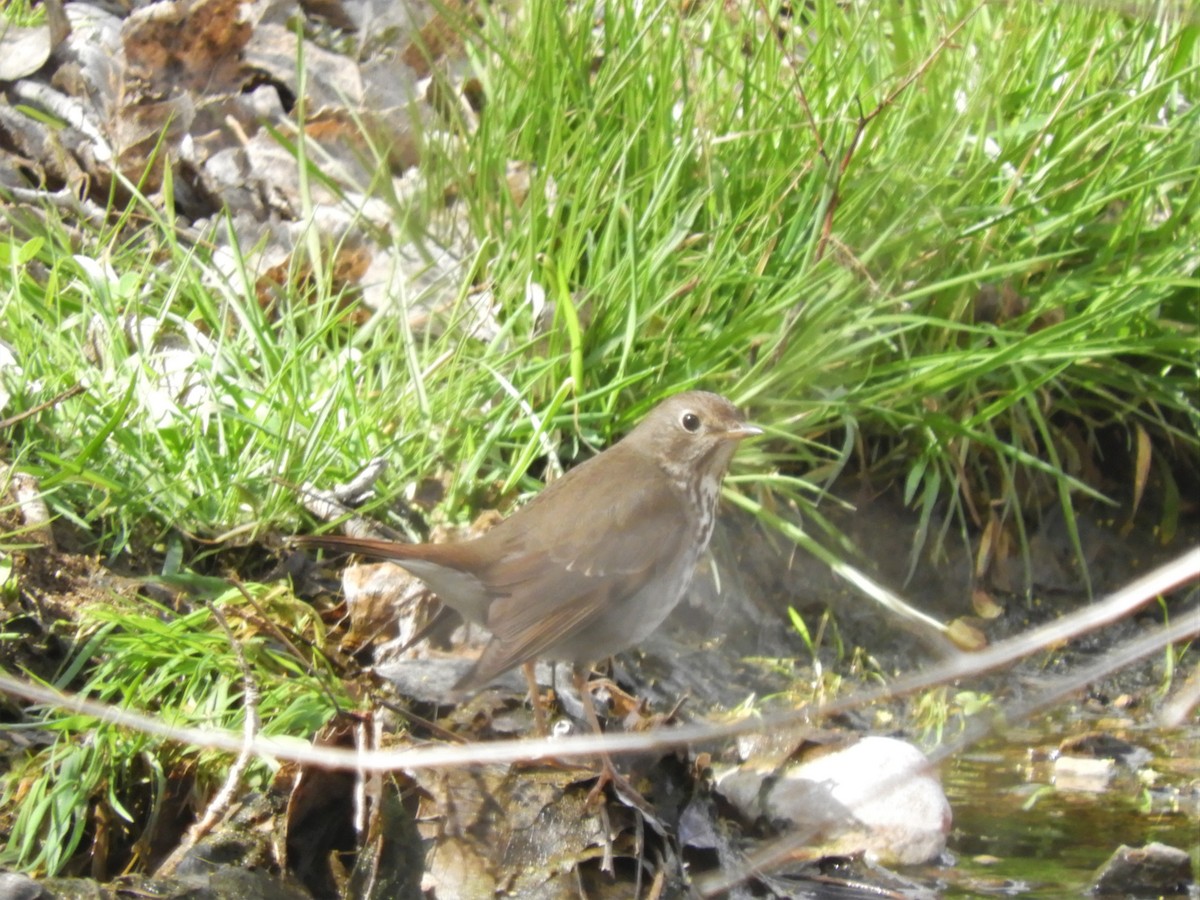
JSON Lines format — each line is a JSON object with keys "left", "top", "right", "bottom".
{"left": 723, "top": 423, "right": 763, "bottom": 441}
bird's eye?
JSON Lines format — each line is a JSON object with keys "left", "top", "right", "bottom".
{"left": 681, "top": 412, "right": 701, "bottom": 433}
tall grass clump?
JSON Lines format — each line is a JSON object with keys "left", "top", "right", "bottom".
{"left": 428, "top": 0, "right": 1199, "bottom": 580}
{"left": 0, "top": 0, "right": 1195, "bottom": 573}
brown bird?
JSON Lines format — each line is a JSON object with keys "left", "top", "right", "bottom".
{"left": 298, "top": 390, "right": 760, "bottom": 702}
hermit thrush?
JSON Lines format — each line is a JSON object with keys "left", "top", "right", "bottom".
{"left": 298, "top": 391, "right": 760, "bottom": 692}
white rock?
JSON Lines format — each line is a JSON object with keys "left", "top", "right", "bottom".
{"left": 716, "top": 735, "right": 952, "bottom": 866}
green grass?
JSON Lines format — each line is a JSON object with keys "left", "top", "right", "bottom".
{"left": 0, "top": 0, "right": 1197, "bottom": 876}
{"left": 0, "top": 0, "right": 45, "bottom": 27}
{"left": 2, "top": 0, "right": 1195, "bottom": 573}
{"left": 0, "top": 585, "right": 347, "bottom": 874}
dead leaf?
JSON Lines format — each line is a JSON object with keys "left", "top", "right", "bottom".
{"left": 0, "top": 21, "right": 53, "bottom": 82}
{"left": 413, "top": 764, "right": 631, "bottom": 897}
{"left": 1122, "top": 423, "right": 1152, "bottom": 536}
{"left": 970, "top": 588, "right": 1004, "bottom": 620}
{"left": 972, "top": 282, "right": 1029, "bottom": 325}
{"left": 974, "top": 515, "right": 1002, "bottom": 579}
{"left": 945, "top": 617, "right": 988, "bottom": 651}
{"left": 283, "top": 716, "right": 370, "bottom": 896}
{"left": 122, "top": 0, "right": 251, "bottom": 93}
{"left": 340, "top": 561, "right": 433, "bottom": 648}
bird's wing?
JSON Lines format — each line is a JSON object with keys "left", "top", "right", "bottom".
{"left": 455, "top": 575, "right": 636, "bottom": 689}
{"left": 496, "top": 448, "right": 690, "bottom": 579}
{"left": 480, "top": 455, "right": 689, "bottom": 639}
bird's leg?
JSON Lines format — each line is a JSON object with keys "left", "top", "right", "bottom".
{"left": 574, "top": 666, "right": 656, "bottom": 816}
{"left": 522, "top": 661, "right": 548, "bottom": 737}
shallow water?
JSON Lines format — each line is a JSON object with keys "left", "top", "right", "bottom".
{"left": 937, "top": 723, "right": 1199, "bottom": 898}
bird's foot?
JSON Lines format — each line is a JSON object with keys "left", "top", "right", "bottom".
{"left": 585, "top": 758, "right": 667, "bottom": 838}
